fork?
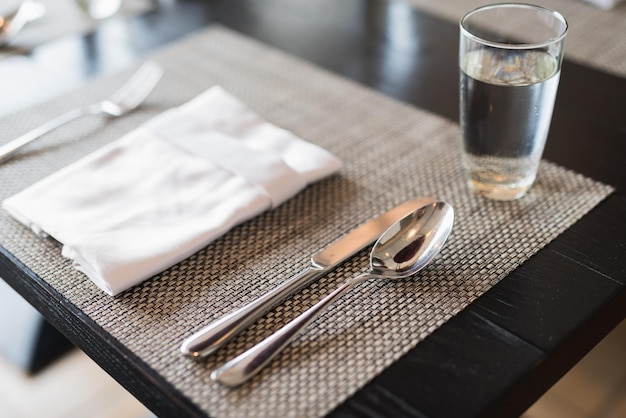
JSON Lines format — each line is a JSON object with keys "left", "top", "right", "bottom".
{"left": 0, "top": 61, "right": 164, "bottom": 164}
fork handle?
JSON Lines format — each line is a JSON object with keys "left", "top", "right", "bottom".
{"left": 0, "top": 107, "right": 87, "bottom": 164}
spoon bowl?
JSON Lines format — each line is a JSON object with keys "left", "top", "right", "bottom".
{"left": 371, "top": 202, "right": 454, "bottom": 277}
{"left": 211, "top": 201, "right": 455, "bottom": 387}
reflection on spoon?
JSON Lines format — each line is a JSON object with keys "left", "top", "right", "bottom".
{"left": 211, "top": 201, "right": 455, "bottom": 387}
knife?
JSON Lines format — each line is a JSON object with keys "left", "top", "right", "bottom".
{"left": 180, "top": 196, "right": 435, "bottom": 358}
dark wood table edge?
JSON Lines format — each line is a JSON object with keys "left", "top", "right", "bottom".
{"left": 331, "top": 195, "right": 626, "bottom": 418}
{"left": 2, "top": 197, "right": 624, "bottom": 418}
{"left": 0, "top": 248, "right": 205, "bottom": 418}
{"left": 484, "top": 284, "right": 626, "bottom": 418}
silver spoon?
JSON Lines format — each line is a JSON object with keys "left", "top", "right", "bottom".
{"left": 0, "top": 0, "right": 46, "bottom": 46}
{"left": 211, "top": 200, "right": 455, "bottom": 387}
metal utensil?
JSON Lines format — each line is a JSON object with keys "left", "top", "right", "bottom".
{"left": 0, "top": 0, "right": 46, "bottom": 46}
{"left": 180, "top": 196, "right": 436, "bottom": 358}
{"left": 0, "top": 61, "right": 164, "bottom": 164}
{"left": 211, "top": 201, "right": 455, "bottom": 387}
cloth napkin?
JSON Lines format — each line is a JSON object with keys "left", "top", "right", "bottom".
{"left": 2, "top": 86, "right": 342, "bottom": 296}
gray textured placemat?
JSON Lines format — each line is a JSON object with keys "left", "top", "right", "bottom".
{"left": 0, "top": 26, "right": 614, "bottom": 417}
{"left": 403, "top": 0, "right": 626, "bottom": 78}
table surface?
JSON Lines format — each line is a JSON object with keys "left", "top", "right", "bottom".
{"left": 1, "top": 1, "right": 625, "bottom": 417}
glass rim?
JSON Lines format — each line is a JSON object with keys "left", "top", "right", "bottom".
{"left": 460, "top": 3, "right": 568, "bottom": 50}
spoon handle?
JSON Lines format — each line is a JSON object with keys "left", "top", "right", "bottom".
{"left": 211, "top": 273, "right": 371, "bottom": 387}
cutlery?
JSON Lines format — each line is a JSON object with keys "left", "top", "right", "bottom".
{"left": 0, "top": 0, "right": 46, "bottom": 46}
{"left": 211, "top": 201, "right": 455, "bottom": 386}
{"left": 0, "top": 61, "right": 164, "bottom": 164}
{"left": 180, "top": 196, "right": 436, "bottom": 358}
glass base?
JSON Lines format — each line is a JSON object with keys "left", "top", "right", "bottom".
{"left": 468, "top": 176, "right": 533, "bottom": 201}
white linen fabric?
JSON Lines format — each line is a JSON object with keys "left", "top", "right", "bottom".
{"left": 2, "top": 86, "right": 342, "bottom": 296}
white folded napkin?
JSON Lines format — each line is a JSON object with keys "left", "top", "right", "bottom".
{"left": 3, "top": 86, "right": 342, "bottom": 296}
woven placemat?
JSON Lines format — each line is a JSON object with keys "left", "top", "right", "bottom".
{"left": 0, "top": 26, "right": 614, "bottom": 417}
{"left": 403, "top": 0, "right": 626, "bottom": 79}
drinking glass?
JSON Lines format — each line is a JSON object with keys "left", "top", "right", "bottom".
{"left": 459, "top": 4, "right": 568, "bottom": 200}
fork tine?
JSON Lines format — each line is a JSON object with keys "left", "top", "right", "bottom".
{"left": 109, "top": 61, "right": 164, "bottom": 110}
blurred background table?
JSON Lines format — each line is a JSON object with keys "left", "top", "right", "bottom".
{"left": 1, "top": 0, "right": 625, "bottom": 417}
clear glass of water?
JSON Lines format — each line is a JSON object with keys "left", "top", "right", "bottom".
{"left": 459, "top": 4, "right": 568, "bottom": 200}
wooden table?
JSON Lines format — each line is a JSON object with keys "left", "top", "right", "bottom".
{"left": 1, "top": 1, "right": 625, "bottom": 417}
